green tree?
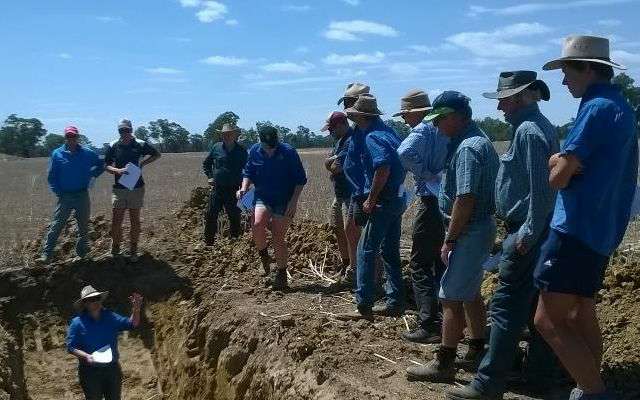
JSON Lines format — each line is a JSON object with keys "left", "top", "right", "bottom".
{"left": 476, "top": 117, "right": 511, "bottom": 142}
{"left": 239, "top": 127, "right": 258, "bottom": 148}
{"left": 148, "top": 119, "right": 190, "bottom": 152}
{"left": 189, "top": 134, "right": 206, "bottom": 152}
{"left": 134, "top": 126, "right": 151, "bottom": 142}
{"left": 384, "top": 119, "right": 411, "bottom": 139}
{"left": 204, "top": 111, "right": 240, "bottom": 144}
{"left": 613, "top": 73, "right": 640, "bottom": 132}
{"left": 42, "top": 133, "right": 65, "bottom": 154}
{"left": 0, "top": 114, "right": 48, "bottom": 157}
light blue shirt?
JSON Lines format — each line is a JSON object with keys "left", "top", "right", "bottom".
{"left": 397, "top": 121, "right": 449, "bottom": 197}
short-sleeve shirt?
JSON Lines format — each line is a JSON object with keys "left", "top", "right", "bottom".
{"left": 104, "top": 138, "right": 160, "bottom": 189}
{"left": 439, "top": 123, "right": 499, "bottom": 222}
{"left": 551, "top": 83, "right": 638, "bottom": 256}
{"left": 361, "top": 118, "right": 406, "bottom": 200}
{"left": 66, "top": 309, "right": 134, "bottom": 364}
{"left": 344, "top": 127, "right": 367, "bottom": 199}
{"left": 330, "top": 129, "right": 353, "bottom": 200}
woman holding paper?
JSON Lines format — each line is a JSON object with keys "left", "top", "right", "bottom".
{"left": 66, "top": 285, "right": 142, "bottom": 400}
{"left": 237, "top": 124, "right": 307, "bottom": 291}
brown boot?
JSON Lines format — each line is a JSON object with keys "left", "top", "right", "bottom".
{"left": 406, "top": 346, "right": 457, "bottom": 383}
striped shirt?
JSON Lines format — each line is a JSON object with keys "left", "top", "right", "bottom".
{"left": 495, "top": 103, "right": 560, "bottom": 247}
{"left": 439, "top": 122, "right": 499, "bottom": 222}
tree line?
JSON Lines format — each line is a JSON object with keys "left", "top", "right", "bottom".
{"left": 2, "top": 74, "right": 638, "bottom": 158}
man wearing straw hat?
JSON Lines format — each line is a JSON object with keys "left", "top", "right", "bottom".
{"left": 447, "top": 71, "right": 559, "bottom": 399}
{"left": 396, "top": 89, "right": 449, "bottom": 343}
{"left": 66, "top": 286, "right": 143, "bottom": 400}
{"left": 532, "top": 35, "right": 638, "bottom": 400}
{"left": 202, "top": 122, "right": 248, "bottom": 246}
{"left": 339, "top": 94, "right": 407, "bottom": 319}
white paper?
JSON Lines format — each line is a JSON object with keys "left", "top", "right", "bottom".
{"left": 631, "top": 185, "right": 640, "bottom": 218}
{"left": 91, "top": 345, "right": 113, "bottom": 364}
{"left": 237, "top": 188, "right": 255, "bottom": 212}
{"left": 482, "top": 251, "right": 502, "bottom": 272}
{"left": 118, "top": 162, "right": 141, "bottom": 191}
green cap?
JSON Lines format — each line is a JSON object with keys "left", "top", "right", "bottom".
{"left": 423, "top": 107, "right": 455, "bottom": 122}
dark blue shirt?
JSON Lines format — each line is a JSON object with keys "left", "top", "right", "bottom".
{"left": 551, "top": 83, "right": 639, "bottom": 255}
{"left": 243, "top": 142, "right": 307, "bottom": 207}
{"left": 202, "top": 142, "right": 248, "bottom": 188}
{"left": 344, "top": 127, "right": 366, "bottom": 198}
{"left": 104, "top": 138, "right": 160, "bottom": 189}
{"left": 66, "top": 309, "right": 134, "bottom": 364}
{"left": 47, "top": 144, "right": 104, "bottom": 195}
{"left": 330, "top": 129, "right": 353, "bottom": 199}
{"left": 361, "top": 117, "right": 406, "bottom": 200}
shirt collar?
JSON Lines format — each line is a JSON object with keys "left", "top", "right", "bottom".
{"left": 63, "top": 144, "right": 83, "bottom": 153}
{"left": 582, "top": 82, "right": 617, "bottom": 103}
{"left": 447, "top": 122, "right": 479, "bottom": 159}
{"left": 505, "top": 103, "right": 541, "bottom": 128}
{"left": 362, "top": 116, "right": 385, "bottom": 134}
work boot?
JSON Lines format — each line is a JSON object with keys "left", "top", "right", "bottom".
{"left": 336, "top": 305, "right": 374, "bottom": 321}
{"left": 372, "top": 304, "right": 404, "bottom": 317}
{"left": 271, "top": 269, "right": 288, "bottom": 291}
{"left": 406, "top": 346, "right": 456, "bottom": 383}
{"left": 258, "top": 248, "right": 271, "bottom": 276}
{"left": 403, "top": 326, "right": 441, "bottom": 344}
{"left": 456, "top": 339, "right": 486, "bottom": 372}
{"left": 446, "top": 384, "right": 501, "bottom": 400}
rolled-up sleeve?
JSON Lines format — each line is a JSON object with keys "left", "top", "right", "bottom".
{"left": 455, "top": 147, "right": 481, "bottom": 197}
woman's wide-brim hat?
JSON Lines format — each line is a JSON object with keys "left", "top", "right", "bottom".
{"left": 73, "top": 285, "right": 108, "bottom": 310}
{"left": 543, "top": 35, "right": 626, "bottom": 71}
{"left": 392, "top": 89, "right": 432, "bottom": 117}
{"left": 482, "top": 70, "right": 550, "bottom": 101}
{"left": 217, "top": 123, "right": 241, "bottom": 134}
{"left": 344, "top": 94, "right": 383, "bottom": 116}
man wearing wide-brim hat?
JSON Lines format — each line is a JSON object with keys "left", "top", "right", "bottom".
{"left": 532, "top": 35, "right": 638, "bottom": 400}
{"left": 337, "top": 82, "right": 370, "bottom": 109}
{"left": 66, "top": 285, "right": 143, "bottom": 400}
{"left": 338, "top": 94, "right": 407, "bottom": 320}
{"left": 447, "top": 71, "right": 560, "bottom": 400}
{"left": 395, "top": 89, "right": 449, "bottom": 344}
{"left": 202, "top": 122, "right": 248, "bottom": 246}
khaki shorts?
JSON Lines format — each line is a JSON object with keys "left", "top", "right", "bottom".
{"left": 329, "top": 196, "right": 350, "bottom": 229}
{"left": 112, "top": 187, "right": 145, "bottom": 209}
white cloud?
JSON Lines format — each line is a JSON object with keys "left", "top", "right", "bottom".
{"left": 407, "top": 43, "right": 456, "bottom": 54}
{"left": 251, "top": 76, "right": 342, "bottom": 88}
{"left": 201, "top": 55, "right": 248, "bottom": 66}
{"left": 261, "top": 61, "right": 314, "bottom": 73}
{"left": 598, "top": 18, "right": 622, "bottom": 26}
{"left": 612, "top": 50, "right": 640, "bottom": 64}
{"left": 323, "top": 20, "right": 398, "bottom": 41}
{"left": 447, "top": 22, "right": 553, "bottom": 58}
{"left": 196, "top": 1, "right": 228, "bottom": 23}
{"left": 144, "top": 67, "right": 183, "bottom": 75}
{"left": 323, "top": 51, "right": 385, "bottom": 65}
{"left": 388, "top": 63, "right": 421, "bottom": 77}
{"left": 342, "top": 0, "right": 360, "bottom": 5}
{"left": 468, "top": 0, "right": 634, "bottom": 16}
{"left": 57, "top": 53, "right": 72, "bottom": 59}
{"left": 225, "top": 19, "right": 238, "bottom": 25}
{"left": 95, "top": 16, "right": 123, "bottom": 23}
{"left": 179, "top": 0, "right": 201, "bottom": 6}
{"left": 282, "top": 5, "right": 311, "bottom": 12}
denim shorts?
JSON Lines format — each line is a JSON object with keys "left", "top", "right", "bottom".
{"left": 439, "top": 217, "right": 497, "bottom": 301}
{"left": 534, "top": 229, "right": 610, "bottom": 298}
{"left": 254, "top": 199, "right": 287, "bottom": 218}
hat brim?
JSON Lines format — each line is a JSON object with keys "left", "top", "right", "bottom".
{"left": 423, "top": 107, "right": 456, "bottom": 122}
{"left": 345, "top": 108, "right": 384, "bottom": 117}
{"left": 543, "top": 57, "right": 626, "bottom": 71}
{"left": 217, "top": 128, "right": 241, "bottom": 134}
{"left": 482, "top": 80, "right": 550, "bottom": 101}
{"left": 74, "top": 291, "right": 109, "bottom": 310}
{"left": 392, "top": 106, "right": 433, "bottom": 117}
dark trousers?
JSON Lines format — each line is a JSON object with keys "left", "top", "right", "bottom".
{"left": 409, "top": 196, "right": 445, "bottom": 328}
{"left": 204, "top": 185, "right": 241, "bottom": 243}
{"left": 78, "top": 363, "right": 122, "bottom": 400}
{"left": 473, "top": 226, "right": 556, "bottom": 396}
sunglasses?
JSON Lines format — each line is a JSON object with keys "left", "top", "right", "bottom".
{"left": 83, "top": 297, "right": 101, "bottom": 304}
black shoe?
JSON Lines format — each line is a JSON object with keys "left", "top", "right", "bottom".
{"left": 336, "top": 305, "right": 373, "bottom": 321}
{"left": 445, "top": 384, "right": 501, "bottom": 400}
{"left": 372, "top": 304, "right": 404, "bottom": 317}
{"left": 271, "top": 269, "right": 288, "bottom": 291}
{"left": 403, "top": 326, "right": 441, "bottom": 344}
{"left": 456, "top": 342, "right": 486, "bottom": 372}
{"left": 406, "top": 346, "right": 456, "bottom": 383}
{"left": 259, "top": 249, "right": 271, "bottom": 276}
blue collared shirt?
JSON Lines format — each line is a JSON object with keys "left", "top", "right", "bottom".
{"left": 397, "top": 121, "right": 449, "bottom": 197}
{"left": 66, "top": 309, "right": 134, "bottom": 364}
{"left": 551, "top": 83, "right": 638, "bottom": 255}
{"left": 495, "top": 103, "right": 560, "bottom": 247}
{"left": 243, "top": 142, "right": 307, "bottom": 207}
{"left": 439, "top": 122, "right": 499, "bottom": 222}
{"left": 344, "top": 126, "right": 366, "bottom": 198}
{"left": 47, "top": 144, "right": 104, "bottom": 196}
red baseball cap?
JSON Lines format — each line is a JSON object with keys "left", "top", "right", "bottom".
{"left": 64, "top": 126, "right": 79, "bottom": 137}
{"left": 320, "top": 111, "right": 347, "bottom": 132}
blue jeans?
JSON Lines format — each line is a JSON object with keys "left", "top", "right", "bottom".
{"left": 472, "top": 229, "right": 555, "bottom": 396}
{"left": 355, "top": 196, "right": 405, "bottom": 309}
{"left": 43, "top": 191, "right": 90, "bottom": 257}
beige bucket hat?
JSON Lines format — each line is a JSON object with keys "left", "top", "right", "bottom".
{"left": 344, "top": 94, "right": 384, "bottom": 116}
{"left": 74, "top": 285, "right": 108, "bottom": 310}
{"left": 392, "top": 89, "right": 432, "bottom": 117}
{"left": 337, "top": 82, "right": 370, "bottom": 105}
{"left": 217, "top": 123, "right": 241, "bottom": 134}
{"left": 543, "top": 35, "right": 626, "bottom": 71}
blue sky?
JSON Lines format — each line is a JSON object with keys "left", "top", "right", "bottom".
{"left": 1, "top": 0, "right": 640, "bottom": 145}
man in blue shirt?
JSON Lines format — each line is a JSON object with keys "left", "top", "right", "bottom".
{"left": 238, "top": 125, "right": 307, "bottom": 290}
{"left": 448, "top": 71, "right": 559, "bottom": 400}
{"left": 66, "top": 285, "right": 142, "bottom": 400}
{"left": 407, "top": 91, "right": 498, "bottom": 383}
{"left": 532, "top": 36, "right": 638, "bottom": 400}
{"left": 338, "top": 94, "right": 407, "bottom": 319}
{"left": 396, "top": 89, "right": 449, "bottom": 344}
{"left": 39, "top": 126, "right": 104, "bottom": 264}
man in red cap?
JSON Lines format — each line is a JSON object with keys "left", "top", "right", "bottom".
{"left": 39, "top": 126, "right": 104, "bottom": 263}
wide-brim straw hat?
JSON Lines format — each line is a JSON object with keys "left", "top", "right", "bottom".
{"left": 392, "top": 89, "right": 432, "bottom": 117}
{"left": 543, "top": 35, "right": 626, "bottom": 71}
{"left": 337, "top": 82, "right": 370, "bottom": 105}
{"left": 217, "top": 123, "right": 241, "bottom": 134}
{"left": 344, "top": 94, "right": 383, "bottom": 116}
{"left": 73, "top": 285, "right": 109, "bottom": 310}
{"left": 482, "top": 70, "right": 550, "bottom": 101}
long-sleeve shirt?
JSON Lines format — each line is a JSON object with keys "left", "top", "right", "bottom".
{"left": 202, "top": 142, "right": 248, "bottom": 188}
{"left": 47, "top": 144, "right": 104, "bottom": 196}
{"left": 439, "top": 122, "right": 499, "bottom": 222}
{"left": 397, "top": 122, "right": 449, "bottom": 197}
{"left": 551, "top": 83, "right": 638, "bottom": 256}
{"left": 361, "top": 117, "right": 406, "bottom": 200}
{"left": 66, "top": 310, "right": 134, "bottom": 364}
{"left": 495, "top": 103, "right": 560, "bottom": 247}
{"left": 243, "top": 142, "right": 307, "bottom": 207}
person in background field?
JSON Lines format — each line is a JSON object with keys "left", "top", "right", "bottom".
{"left": 322, "top": 111, "right": 359, "bottom": 283}
{"left": 407, "top": 91, "right": 498, "bottom": 383}
{"left": 202, "top": 122, "right": 248, "bottom": 246}
{"left": 66, "top": 285, "right": 143, "bottom": 400}
{"left": 339, "top": 94, "right": 407, "bottom": 320}
{"left": 104, "top": 119, "right": 160, "bottom": 263}
{"left": 447, "top": 71, "right": 559, "bottom": 400}
{"left": 533, "top": 36, "right": 638, "bottom": 400}
{"left": 237, "top": 125, "right": 307, "bottom": 290}
{"left": 39, "top": 126, "right": 104, "bottom": 264}
{"left": 396, "top": 89, "right": 449, "bottom": 344}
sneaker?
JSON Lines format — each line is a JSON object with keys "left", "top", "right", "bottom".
{"left": 271, "top": 269, "right": 288, "bottom": 291}
{"left": 445, "top": 384, "right": 501, "bottom": 400}
{"left": 402, "top": 326, "right": 441, "bottom": 344}
{"left": 372, "top": 304, "right": 404, "bottom": 317}
{"left": 406, "top": 346, "right": 456, "bottom": 383}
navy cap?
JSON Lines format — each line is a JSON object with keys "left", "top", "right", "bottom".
{"left": 424, "top": 91, "right": 471, "bottom": 122}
